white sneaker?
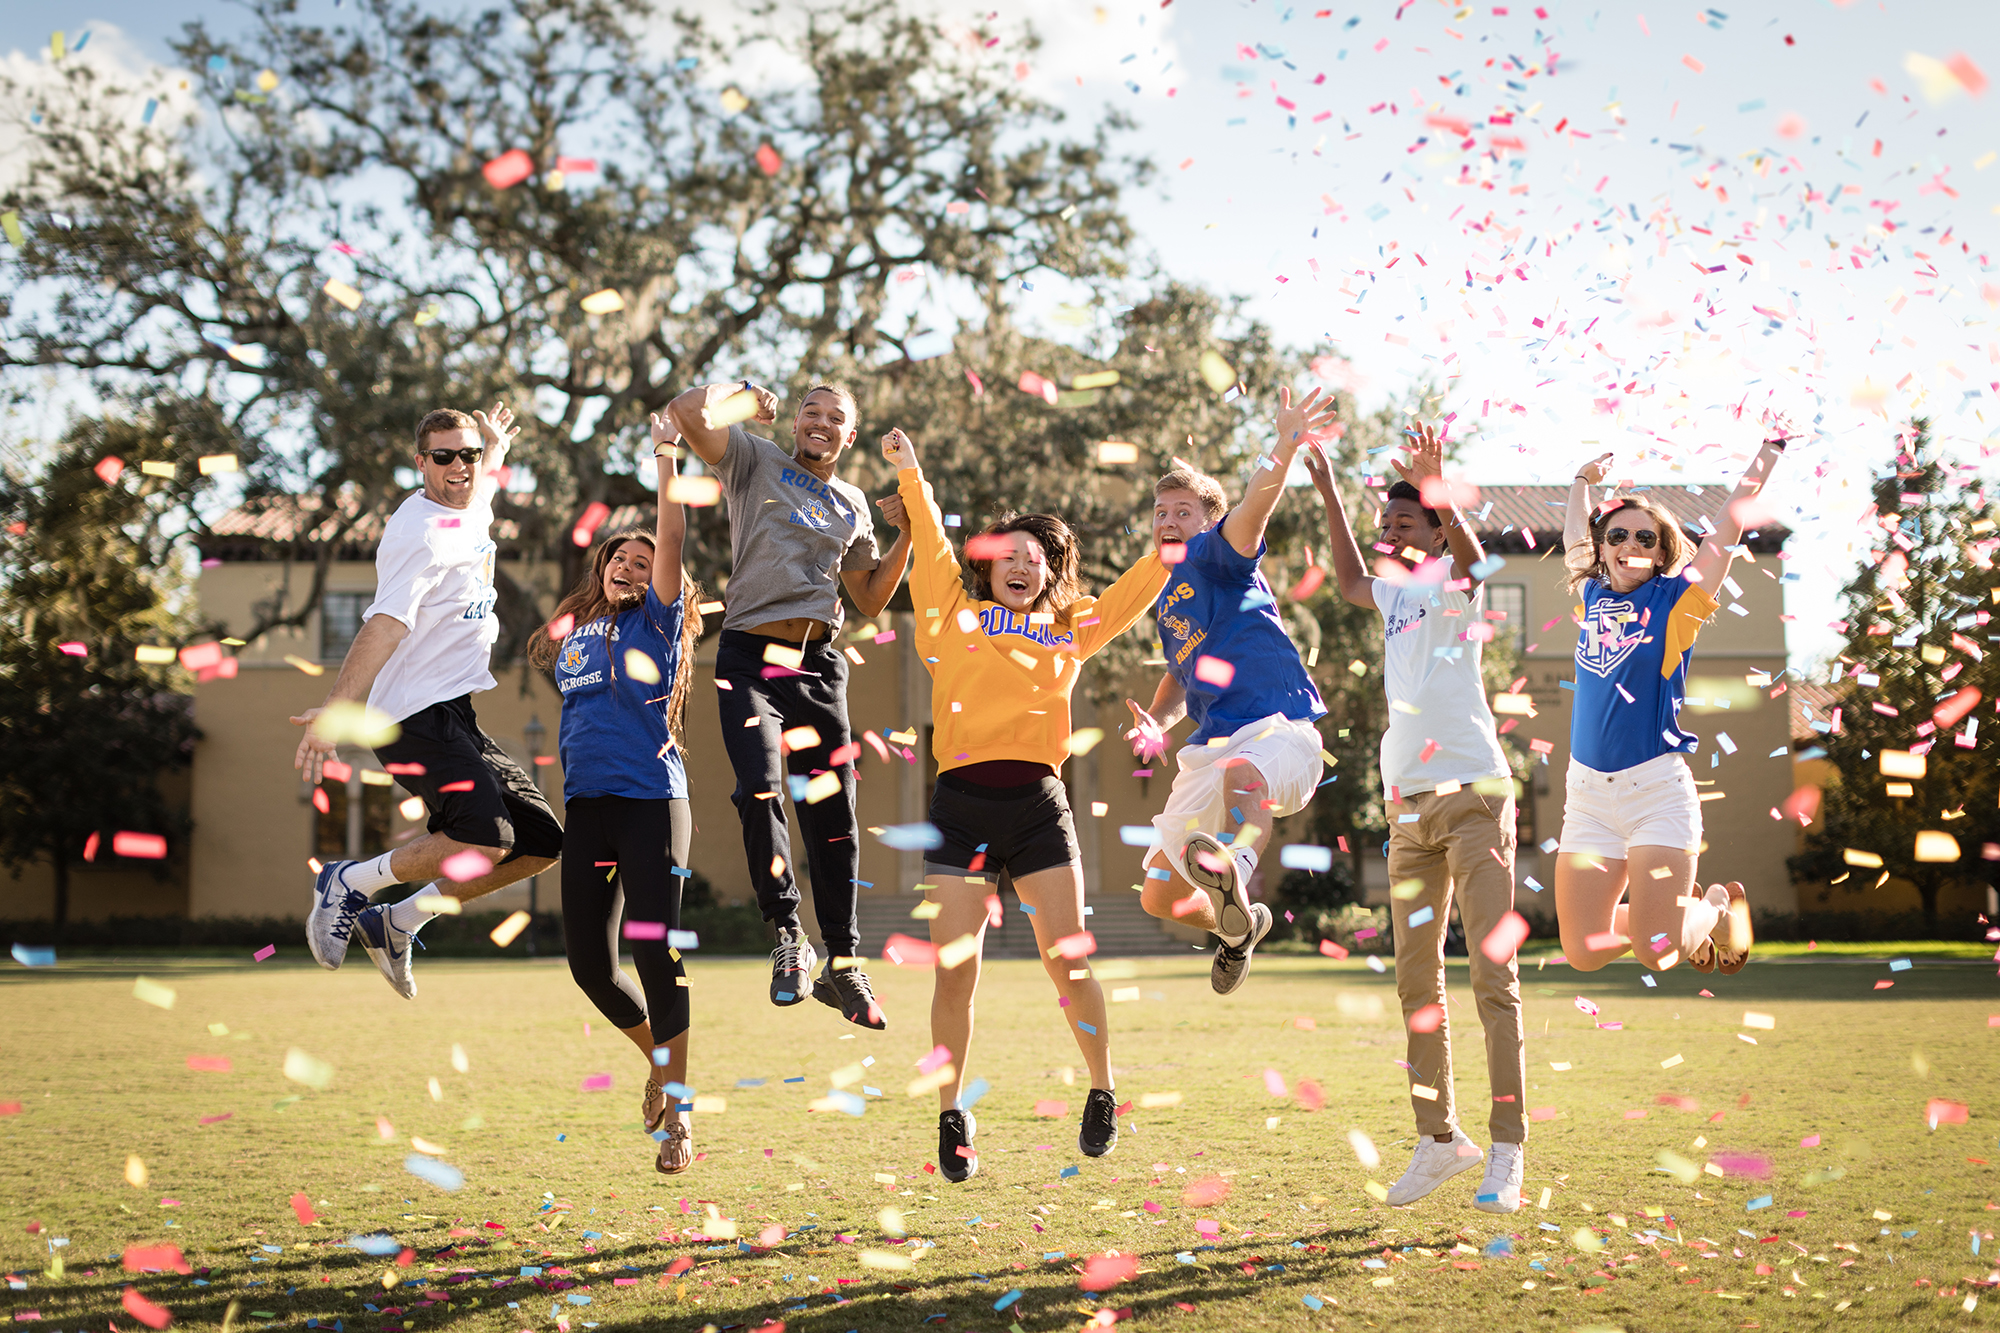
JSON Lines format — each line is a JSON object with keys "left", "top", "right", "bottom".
{"left": 1181, "top": 832, "right": 1252, "bottom": 943}
{"left": 1474, "top": 1141, "right": 1524, "bottom": 1213}
{"left": 1384, "top": 1131, "right": 1484, "bottom": 1206}
{"left": 355, "top": 904, "right": 417, "bottom": 999}
{"left": 307, "top": 861, "right": 370, "bottom": 970}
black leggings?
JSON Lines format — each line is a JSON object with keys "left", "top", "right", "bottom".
{"left": 560, "top": 796, "right": 692, "bottom": 1045}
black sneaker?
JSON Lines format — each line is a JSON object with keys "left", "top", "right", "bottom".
{"left": 938, "top": 1110, "right": 978, "bottom": 1182}
{"left": 770, "top": 926, "right": 817, "bottom": 1006}
{"left": 1210, "top": 902, "right": 1273, "bottom": 995}
{"left": 1078, "top": 1088, "right": 1119, "bottom": 1158}
{"left": 813, "top": 961, "right": 887, "bottom": 1030}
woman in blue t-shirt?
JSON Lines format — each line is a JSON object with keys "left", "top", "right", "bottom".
{"left": 1554, "top": 431, "right": 1788, "bottom": 977}
{"left": 527, "top": 416, "right": 705, "bottom": 1173}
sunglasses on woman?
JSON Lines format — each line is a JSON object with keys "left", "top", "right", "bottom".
{"left": 1604, "top": 527, "right": 1657, "bottom": 550}
{"left": 423, "top": 447, "right": 485, "bottom": 466}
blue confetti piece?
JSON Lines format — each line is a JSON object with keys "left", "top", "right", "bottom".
{"left": 142, "top": 98, "right": 159, "bottom": 124}
{"left": 1302, "top": 1295, "right": 1324, "bottom": 1310}
{"left": 566, "top": 1294, "right": 591, "bottom": 1305}
{"left": 1059, "top": 1166, "right": 1080, "bottom": 1178}
{"left": 825, "top": 1090, "right": 866, "bottom": 1117}
{"left": 993, "top": 1290, "right": 1022, "bottom": 1311}
{"left": 876, "top": 823, "right": 944, "bottom": 851}
{"left": 736, "top": 1078, "right": 767, "bottom": 1088}
{"left": 11, "top": 943, "right": 55, "bottom": 968}
{"left": 1469, "top": 554, "right": 1507, "bottom": 579}
{"left": 1889, "top": 958, "right": 1911, "bottom": 972}
{"left": 1406, "top": 905, "right": 1435, "bottom": 928}
{"left": 675, "top": 56, "right": 699, "bottom": 69}
{"left": 1078, "top": 1022, "right": 1097, "bottom": 1035}
{"left": 1523, "top": 875, "right": 1545, "bottom": 893}
{"left": 1146, "top": 867, "right": 1172, "bottom": 880}
{"left": 404, "top": 1154, "right": 464, "bottom": 1191}
{"left": 1279, "top": 844, "right": 1332, "bottom": 872}
{"left": 348, "top": 1234, "right": 400, "bottom": 1256}
{"left": 1019, "top": 902, "right": 1036, "bottom": 914}
{"left": 667, "top": 929, "right": 699, "bottom": 950}
{"left": 1118, "top": 825, "right": 1156, "bottom": 846}
{"left": 784, "top": 1076, "right": 805, "bottom": 1083}
{"left": 670, "top": 866, "right": 692, "bottom": 877}
{"left": 519, "top": 1267, "right": 542, "bottom": 1277}
{"left": 208, "top": 54, "right": 228, "bottom": 69}
{"left": 957, "top": 1078, "right": 990, "bottom": 1111}
{"left": 663, "top": 1081, "right": 693, "bottom": 1099}
{"left": 1746, "top": 1195, "right": 1773, "bottom": 1211}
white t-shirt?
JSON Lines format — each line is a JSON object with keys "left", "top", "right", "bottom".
{"left": 1371, "top": 575, "right": 1510, "bottom": 798}
{"left": 362, "top": 491, "right": 500, "bottom": 722}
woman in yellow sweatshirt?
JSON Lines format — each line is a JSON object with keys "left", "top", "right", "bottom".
{"left": 886, "top": 427, "right": 1168, "bottom": 1182}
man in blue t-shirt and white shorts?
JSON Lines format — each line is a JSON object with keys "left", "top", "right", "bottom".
{"left": 1126, "top": 388, "right": 1339, "bottom": 994}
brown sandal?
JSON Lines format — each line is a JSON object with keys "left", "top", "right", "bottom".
{"left": 656, "top": 1119, "right": 692, "bottom": 1175}
{"left": 642, "top": 1079, "right": 670, "bottom": 1133}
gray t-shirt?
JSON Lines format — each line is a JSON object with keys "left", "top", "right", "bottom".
{"left": 714, "top": 424, "right": 880, "bottom": 633}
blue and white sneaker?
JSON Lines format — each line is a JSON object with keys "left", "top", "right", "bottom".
{"left": 308, "top": 861, "right": 371, "bottom": 970}
{"left": 355, "top": 904, "right": 418, "bottom": 999}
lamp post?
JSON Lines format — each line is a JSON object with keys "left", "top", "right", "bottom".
{"left": 522, "top": 714, "right": 546, "bottom": 958}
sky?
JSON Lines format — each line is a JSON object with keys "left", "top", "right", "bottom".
{"left": 4, "top": 0, "right": 1998, "bottom": 670}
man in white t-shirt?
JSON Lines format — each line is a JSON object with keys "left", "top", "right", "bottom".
{"left": 1304, "top": 421, "right": 1528, "bottom": 1215}
{"left": 289, "top": 403, "right": 562, "bottom": 999}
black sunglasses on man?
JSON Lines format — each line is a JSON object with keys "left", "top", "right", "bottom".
{"left": 423, "top": 447, "right": 485, "bottom": 466}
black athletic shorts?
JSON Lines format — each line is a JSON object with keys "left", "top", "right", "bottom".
{"left": 373, "top": 695, "right": 563, "bottom": 860}
{"left": 921, "top": 770, "right": 1080, "bottom": 882}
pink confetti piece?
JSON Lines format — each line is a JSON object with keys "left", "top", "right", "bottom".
{"left": 1192, "top": 655, "right": 1235, "bottom": 688}
{"left": 1480, "top": 911, "right": 1530, "bottom": 963}
{"left": 253, "top": 944, "right": 275, "bottom": 961}
{"left": 580, "top": 1073, "right": 613, "bottom": 1092}
{"left": 481, "top": 149, "right": 533, "bottom": 190}
{"left": 622, "top": 921, "right": 666, "bottom": 940}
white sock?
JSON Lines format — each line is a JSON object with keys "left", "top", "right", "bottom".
{"left": 387, "top": 886, "right": 444, "bottom": 934}
{"left": 1681, "top": 889, "right": 1723, "bottom": 954}
{"left": 338, "top": 851, "right": 402, "bottom": 894}
{"left": 1233, "top": 846, "right": 1259, "bottom": 880}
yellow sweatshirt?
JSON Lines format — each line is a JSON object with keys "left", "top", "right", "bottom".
{"left": 898, "top": 466, "right": 1168, "bottom": 775}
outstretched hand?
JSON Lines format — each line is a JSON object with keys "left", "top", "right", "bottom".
{"left": 1575, "top": 451, "right": 1614, "bottom": 485}
{"left": 471, "top": 401, "right": 518, "bottom": 455}
{"left": 1388, "top": 419, "right": 1445, "bottom": 485}
{"left": 1124, "top": 698, "right": 1168, "bottom": 763}
{"left": 649, "top": 411, "right": 681, "bottom": 457}
{"left": 1275, "top": 385, "right": 1341, "bottom": 452}
{"left": 1301, "top": 439, "right": 1338, "bottom": 497}
{"left": 290, "top": 708, "right": 337, "bottom": 784}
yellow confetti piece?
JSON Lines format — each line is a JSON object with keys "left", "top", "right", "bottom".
{"left": 936, "top": 933, "right": 979, "bottom": 969}
{"left": 310, "top": 700, "right": 401, "bottom": 748}
{"left": 1879, "top": 749, "right": 1926, "bottom": 779}
{"left": 1139, "top": 1091, "right": 1182, "bottom": 1109}
{"left": 132, "top": 976, "right": 176, "bottom": 1009}
{"left": 579, "top": 289, "right": 625, "bottom": 315}
{"left": 125, "top": 1154, "right": 148, "bottom": 1187}
{"left": 1, "top": 211, "right": 23, "bottom": 246}
{"left": 139, "top": 461, "right": 177, "bottom": 478}
{"left": 860, "top": 1249, "right": 912, "bottom": 1271}
{"left": 255, "top": 68, "right": 279, "bottom": 92}
{"left": 703, "top": 389, "right": 759, "bottom": 429}
{"left": 283, "top": 1047, "right": 335, "bottom": 1090}
{"left": 719, "top": 87, "right": 749, "bottom": 114}
{"left": 197, "top": 454, "right": 239, "bottom": 475}
{"left": 1065, "top": 728, "right": 1104, "bottom": 756}
{"left": 411, "top": 894, "right": 461, "bottom": 915}
{"left": 1741, "top": 1011, "right": 1775, "bottom": 1031}
{"left": 665, "top": 475, "right": 722, "bottom": 506}
{"left": 1198, "top": 349, "right": 1235, "bottom": 393}
{"left": 1914, "top": 830, "right": 1960, "bottom": 862}
{"left": 623, "top": 648, "right": 661, "bottom": 685}
{"left": 1660, "top": 1054, "right": 1684, "bottom": 1069}
{"left": 490, "top": 910, "right": 531, "bottom": 947}
{"left": 134, "top": 645, "right": 178, "bottom": 664}
{"left": 1110, "top": 986, "right": 1141, "bottom": 1003}
{"left": 1072, "top": 370, "right": 1120, "bottom": 390}
{"left": 410, "top": 1136, "right": 448, "bottom": 1155}
{"left": 766, "top": 645, "right": 807, "bottom": 672}
{"left": 1411, "top": 1084, "right": 1439, "bottom": 1101}
{"left": 692, "top": 1096, "right": 726, "bottom": 1114}
{"left": 830, "top": 1063, "right": 864, "bottom": 1089}
{"left": 803, "top": 771, "right": 841, "bottom": 804}
{"left": 323, "top": 280, "right": 362, "bottom": 311}
{"left": 906, "top": 1066, "right": 954, "bottom": 1098}
{"left": 1096, "top": 441, "right": 1139, "bottom": 465}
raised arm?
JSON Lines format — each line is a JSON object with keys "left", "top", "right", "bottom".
{"left": 1564, "top": 450, "right": 1614, "bottom": 578}
{"left": 1302, "top": 439, "right": 1375, "bottom": 610}
{"left": 1072, "top": 547, "right": 1169, "bottom": 660}
{"left": 1124, "top": 673, "right": 1187, "bottom": 762}
{"left": 648, "top": 413, "right": 688, "bottom": 600}
{"left": 1220, "top": 386, "right": 1341, "bottom": 558}
{"left": 664, "top": 381, "right": 780, "bottom": 468}
{"left": 1687, "top": 429, "right": 1788, "bottom": 590}
{"left": 290, "top": 615, "right": 410, "bottom": 782}
{"left": 471, "top": 400, "right": 518, "bottom": 494}
{"left": 882, "top": 428, "right": 959, "bottom": 623}
{"left": 1388, "top": 420, "right": 1489, "bottom": 586}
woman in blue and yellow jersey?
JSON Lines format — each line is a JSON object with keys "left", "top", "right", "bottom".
{"left": 1553, "top": 429, "right": 1789, "bottom": 977}
{"left": 883, "top": 426, "right": 1167, "bottom": 1183}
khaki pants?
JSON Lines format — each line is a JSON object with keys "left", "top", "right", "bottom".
{"left": 1387, "top": 787, "right": 1527, "bottom": 1144}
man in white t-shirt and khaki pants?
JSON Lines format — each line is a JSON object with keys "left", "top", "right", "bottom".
{"left": 1305, "top": 421, "right": 1529, "bottom": 1215}
{"left": 290, "top": 403, "right": 563, "bottom": 998}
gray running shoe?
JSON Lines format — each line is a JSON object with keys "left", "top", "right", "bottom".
{"left": 1210, "top": 902, "right": 1272, "bottom": 996}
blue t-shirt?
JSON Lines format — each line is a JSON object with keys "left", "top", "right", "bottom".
{"left": 556, "top": 585, "right": 689, "bottom": 801}
{"left": 1155, "top": 522, "right": 1326, "bottom": 745}
{"left": 1570, "top": 572, "right": 1717, "bottom": 772}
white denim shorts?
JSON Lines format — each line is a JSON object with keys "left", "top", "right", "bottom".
{"left": 1149, "top": 714, "right": 1325, "bottom": 862}
{"left": 1557, "top": 752, "right": 1702, "bottom": 858}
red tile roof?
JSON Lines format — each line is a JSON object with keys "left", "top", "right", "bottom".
{"left": 1354, "top": 482, "right": 1790, "bottom": 555}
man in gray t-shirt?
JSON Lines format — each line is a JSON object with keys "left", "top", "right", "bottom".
{"left": 668, "top": 380, "right": 912, "bottom": 1031}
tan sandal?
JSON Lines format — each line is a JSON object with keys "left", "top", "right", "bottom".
{"left": 642, "top": 1079, "right": 670, "bottom": 1133}
{"left": 1707, "top": 882, "right": 1752, "bottom": 975}
{"left": 656, "top": 1118, "right": 693, "bottom": 1175}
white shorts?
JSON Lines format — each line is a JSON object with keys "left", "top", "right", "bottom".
{"left": 1149, "top": 714, "right": 1325, "bottom": 862}
{"left": 1557, "top": 752, "right": 1702, "bottom": 858}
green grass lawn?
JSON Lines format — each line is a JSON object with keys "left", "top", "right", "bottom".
{"left": 3, "top": 948, "right": 1995, "bottom": 1332}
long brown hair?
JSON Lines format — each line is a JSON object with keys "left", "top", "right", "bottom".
{"left": 529, "top": 531, "right": 706, "bottom": 752}
{"left": 968, "top": 512, "right": 1084, "bottom": 625}
{"left": 1563, "top": 497, "right": 1694, "bottom": 598}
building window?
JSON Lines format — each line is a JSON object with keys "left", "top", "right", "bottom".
{"left": 321, "top": 591, "right": 372, "bottom": 662}
{"left": 1484, "top": 582, "right": 1526, "bottom": 652}
{"left": 315, "top": 778, "right": 395, "bottom": 861}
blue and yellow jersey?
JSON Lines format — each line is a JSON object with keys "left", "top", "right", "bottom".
{"left": 1569, "top": 572, "right": 1717, "bottom": 772}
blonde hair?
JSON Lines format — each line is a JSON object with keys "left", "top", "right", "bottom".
{"left": 1564, "top": 496, "right": 1694, "bottom": 597}
{"left": 1154, "top": 467, "right": 1227, "bottom": 522}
